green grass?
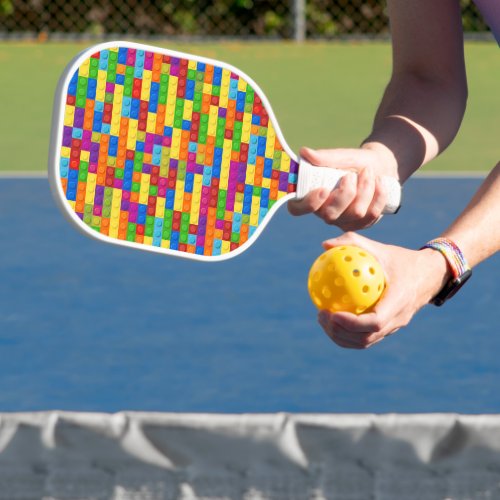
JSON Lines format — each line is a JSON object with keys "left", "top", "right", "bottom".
{"left": 0, "top": 41, "right": 497, "bottom": 172}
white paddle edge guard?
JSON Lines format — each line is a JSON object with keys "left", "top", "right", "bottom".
{"left": 48, "top": 40, "right": 300, "bottom": 263}
{"left": 296, "top": 159, "right": 402, "bottom": 214}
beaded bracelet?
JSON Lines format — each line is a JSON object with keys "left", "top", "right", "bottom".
{"left": 421, "top": 237, "right": 472, "bottom": 306}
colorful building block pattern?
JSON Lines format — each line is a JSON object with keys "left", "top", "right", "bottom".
{"left": 59, "top": 47, "right": 299, "bottom": 256}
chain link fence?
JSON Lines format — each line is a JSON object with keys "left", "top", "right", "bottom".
{"left": 0, "top": 0, "right": 491, "bottom": 40}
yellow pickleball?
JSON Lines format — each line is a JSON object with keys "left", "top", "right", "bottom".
{"left": 308, "top": 245, "right": 385, "bottom": 314}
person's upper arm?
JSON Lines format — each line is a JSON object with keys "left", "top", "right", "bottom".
{"left": 388, "top": 0, "right": 467, "bottom": 87}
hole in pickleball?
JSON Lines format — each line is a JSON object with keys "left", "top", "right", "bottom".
{"left": 313, "top": 272, "right": 321, "bottom": 282}
{"left": 344, "top": 256, "right": 352, "bottom": 262}
{"left": 322, "top": 286, "right": 332, "bottom": 299}
{"left": 352, "top": 269, "right": 360, "bottom": 277}
{"left": 334, "top": 277, "right": 344, "bottom": 287}
{"left": 369, "top": 267, "right": 375, "bottom": 275}
{"left": 313, "top": 294, "right": 322, "bottom": 308}
{"left": 359, "top": 251, "right": 366, "bottom": 257}
{"left": 342, "top": 295, "right": 351, "bottom": 304}
{"left": 362, "top": 285, "right": 369, "bottom": 293}
{"left": 378, "top": 284, "right": 382, "bottom": 291}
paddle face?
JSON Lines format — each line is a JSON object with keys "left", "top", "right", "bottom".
{"left": 49, "top": 41, "right": 300, "bottom": 261}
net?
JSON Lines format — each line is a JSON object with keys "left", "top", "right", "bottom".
{"left": 1, "top": 412, "right": 500, "bottom": 499}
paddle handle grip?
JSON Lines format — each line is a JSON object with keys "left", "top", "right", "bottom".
{"left": 295, "top": 159, "right": 401, "bottom": 214}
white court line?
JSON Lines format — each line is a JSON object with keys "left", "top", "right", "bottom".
{"left": 0, "top": 170, "right": 488, "bottom": 179}
{"left": 414, "top": 170, "right": 487, "bottom": 178}
{"left": 0, "top": 171, "right": 48, "bottom": 178}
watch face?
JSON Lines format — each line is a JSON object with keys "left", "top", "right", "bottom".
{"left": 432, "top": 269, "right": 472, "bottom": 306}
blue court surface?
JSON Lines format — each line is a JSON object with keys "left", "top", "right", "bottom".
{"left": 0, "top": 176, "right": 498, "bottom": 413}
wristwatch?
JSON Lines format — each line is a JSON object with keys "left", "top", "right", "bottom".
{"left": 421, "top": 238, "right": 472, "bottom": 306}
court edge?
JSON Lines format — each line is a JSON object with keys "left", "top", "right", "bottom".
{"left": 0, "top": 171, "right": 488, "bottom": 179}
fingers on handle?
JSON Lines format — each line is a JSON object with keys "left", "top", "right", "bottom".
{"left": 287, "top": 188, "right": 330, "bottom": 216}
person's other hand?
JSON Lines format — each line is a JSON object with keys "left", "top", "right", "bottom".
{"left": 316, "top": 232, "right": 450, "bottom": 349}
{"left": 288, "top": 145, "right": 398, "bottom": 231}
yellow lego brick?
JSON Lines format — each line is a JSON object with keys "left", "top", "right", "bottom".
{"left": 190, "top": 191, "right": 201, "bottom": 225}
{"left": 208, "top": 105, "right": 218, "bottom": 136}
{"left": 193, "top": 175, "right": 203, "bottom": 193}
{"left": 110, "top": 117, "right": 121, "bottom": 137}
{"left": 96, "top": 70, "right": 107, "bottom": 102}
{"left": 126, "top": 119, "right": 139, "bottom": 150}
{"left": 80, "top": 150, "right": 90, "bottom": 162}
{"left": 110, "top": 86, "right": 124, "bottom": 136}
{"left": 188, "top": 60, "right": 197, "bottom": 70}
{"left": 109, "top": 190, "right": 122, "bottom": 239}
{"left": 262, "top": 178, "right": 271, "bottom": 189}
{"left": 139, "top": 174, "right": 151, "bottom": 205}
{"left": 265, "top": 144, "right": 275, "bottom": 159}
{"left": 78, "top": 59, "right": 90, "bottom": 78}
{"left": 165, "top": 76, "right": 178, "bottom": 122}
{"left": 219, "top": 69, "right": 231, "bottom": 108}
{"left": 281, "top": 154, "right": 291, "bottom": 173}
{"left": 170, "top": 129, "right": 182, "bottom": 158}
{"left": 265, "top": 125, "right": 276, "bottom": 157}
{"left": 245, "top": 165, "right": 256, "bottom": 185}
{"left": 66, "top": 200, "right": 76, "bottom": 211}
{"left": 141, "top": 70, "right": 153, "bottom": 101}
{"left": 221, "top": 240, "right": 230, "bottom": 254}
{"left": 165, "top": 110, "right": 175, "bottom": 128}
{"left": 241, "top": 113, "right": 252, "bottom": 143}
{"left": 146, "top": 113, "right": 157, "bottom": 134}
{"left": 60, "top": 147, "right": 71, "bottom": 159}
{"left": 160, "top": 164, "right": 169, "bottom": 177}
{"left": 85, "top": 173, "right": 97, "bottom": 204}
{"left": 219, "top": 162, "right": 230, "bottom": 190}
{"left": 238, "top": 79, "right": 247, "bottom": 92}
{"left": 143, "top": 236, "right": 153, "bottom": 246}
{"left": 190, "top": 212, "right": 199, "bottom": 226}
{"left": 64, "top": 106, "right": 75, "bottom": 127}
{"left": 161, "top": 240, "right": 170, "bottom": 249}
{"left": 174, "top": 183, "right": 184, "bottom": 211}
{"left": 155, "top": 198, "right": 166, "bottom": 219}
{"left": 183, "top": 100, "right": 193, "bottom": 120}
{"left": 202, "top": 83, "right": 212, "bottom": 95}
{"left": 234, "top": 201, "right": 243, "bottom": 214}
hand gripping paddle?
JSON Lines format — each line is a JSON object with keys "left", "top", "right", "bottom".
{"left": 49, "top": 41, "right": 401, "bottom": 262}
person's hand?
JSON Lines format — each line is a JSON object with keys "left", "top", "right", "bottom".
{"left": 288, "top": 145, "right": 399, "bottom": 231}
{"left": 316, "top": 232, "right": 451, "bottom": 349}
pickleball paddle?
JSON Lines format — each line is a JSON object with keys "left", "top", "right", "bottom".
{"left": 49, "top": 41, "right": 401, "bottom": 261}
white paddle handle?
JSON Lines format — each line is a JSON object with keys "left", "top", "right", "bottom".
{"left": 296, "top": 159, "right": 401, "bottom": 214}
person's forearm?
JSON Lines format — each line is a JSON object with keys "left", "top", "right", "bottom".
{"left": 361, "top": 0, "right": 467, "bottom": 183}
{"left": 441, "top": 162, "right": 500, "bottom": 267}
{"left": 362, "top": 72, "right": 467, "bottom": 182}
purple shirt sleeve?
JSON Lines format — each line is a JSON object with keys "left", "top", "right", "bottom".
{"left": 473, "top": 0, "right": 500, "bottom": 45}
